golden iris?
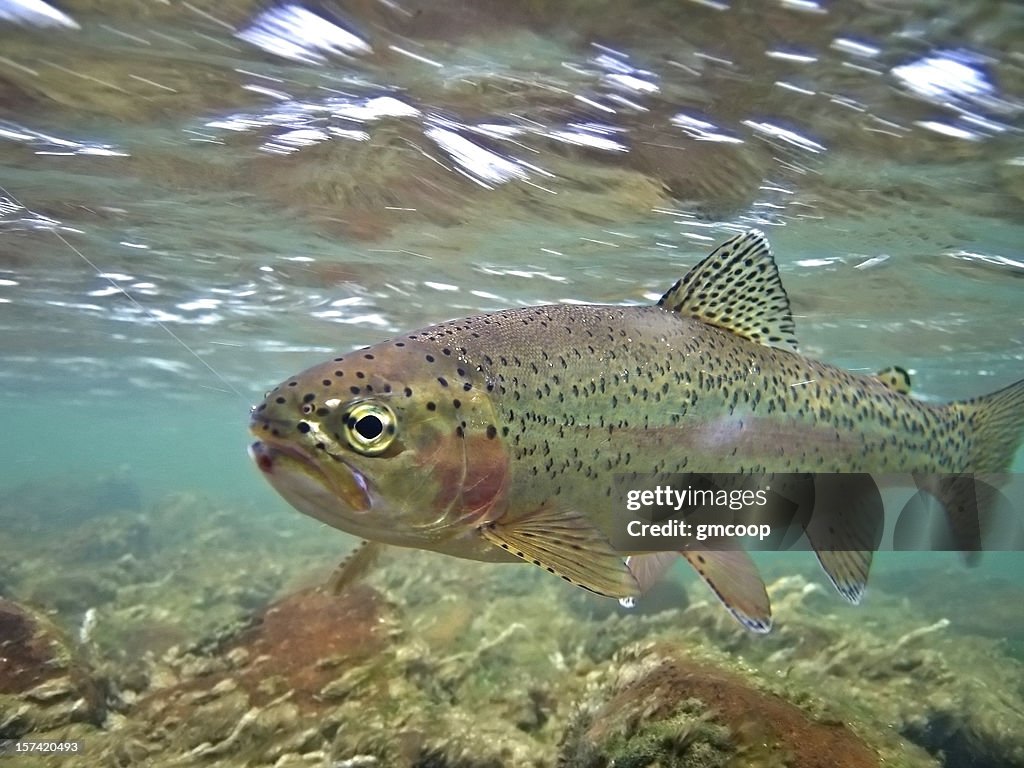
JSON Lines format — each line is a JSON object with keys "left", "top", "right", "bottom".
{"left": 343, "top": 401, "right": 397, "bottom": 455}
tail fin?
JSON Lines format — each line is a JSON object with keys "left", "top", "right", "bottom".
{"left": 961, "top": 377, "right": 1024, "bottom": 473}
{"left": 924, "top": 377, "right": 1024, "bottom": 564}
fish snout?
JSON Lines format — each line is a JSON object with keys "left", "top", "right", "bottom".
{"left": 249, "top": 384, "right": 310, "bottom": 437}
{"left": 248, "top": 440, "right": 275, "bottom": 474}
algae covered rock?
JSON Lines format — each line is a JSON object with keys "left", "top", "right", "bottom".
{"left": 0, "top": 598, "right": 105, "bottom": 738}
{"left": 558, "top": 641, "right": 880, "bottom": 768}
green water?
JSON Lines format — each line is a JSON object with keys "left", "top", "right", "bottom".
{"left": 1, "top": 0, "right": 1023, "bottom": 765}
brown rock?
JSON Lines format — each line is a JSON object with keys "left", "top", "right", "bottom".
{"left": 560, "top": 642, "right": 880, "bottom": 768}
{"left": 0, "top": 599, "right": 104, "bottom": 737}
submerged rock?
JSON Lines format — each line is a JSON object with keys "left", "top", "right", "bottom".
{"left": 143, "top": 584, "right": 391, "bottom": 710}
{"left": 4, "top": 481, "right": 1023, "bottom": 768}
{"left": 559, "top": 641, "right": 880, "bottom": 768}
{"left": 96, "top": 579, "right": 557, "bottom": 767}
{"left": 0, "top": 599, "right": 105, "bottom": 738}
{"left": 91, "top": 585, "right": 396, "bottom": 765}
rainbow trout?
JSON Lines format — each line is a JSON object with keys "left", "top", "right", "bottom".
{"left": 249, "top": 231, "right": 1024, "bottom": 631}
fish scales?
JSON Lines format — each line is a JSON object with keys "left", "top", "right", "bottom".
{"left": 249, "top": 230, "right": 1024, "bottom": 631}
{"left": 413, "top": 304, "right": 965, "bottom": 530}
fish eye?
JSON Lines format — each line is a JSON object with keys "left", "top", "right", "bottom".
{"left": 343, "top": 402, "right": 397, "bottom": 455}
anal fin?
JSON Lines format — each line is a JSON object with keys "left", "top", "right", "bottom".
{"left": 812, "top": 550, "right": 872, "bottom": 604}
{"left": 479, "top": 508, "right": 640, "bottom": 599}
{"left": 803, "top": 474, "right": 882, "bottom": 603}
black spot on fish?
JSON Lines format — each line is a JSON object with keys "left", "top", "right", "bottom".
{"left": 333, "top": 357, "right": 344, "bottom": 362}
{"left": 364, "top": 353, "right": 374, "bottom": 360}
{"left": 275, "top": 396, "right": 286, "bottom": 404}
{"left": 288, "top": 381, "right": 298, "bottom": 387}
{"left": 404, "top": 387, "right": 413, "bottom": 397}
{"left": 297, "top": 422, "right": 311, "bottom": 434}
{"left": 394, "top": 341, "right": 405, "bottom": 347}
{"left": 356, "top": 371, "right": 365, "bottom": 379}
{"left": 438, "top": 377, "right": 448, "bottom": 387}
{"left": 426, "top": 402, "right": 437, "bottom": 411}
{"left": 302, "top": 393, "right": 315, "bottom": 403}
{"left": 425, "top": 354, "right": 435, "bottom": 363}
{"left": 486, "top": 425, "right": 497, "bottom": 439}
{"left": 350, "top": 386, "right": 361, "bottom": 395}
{"left": 452, "top": 399, "right": 461, "bottom": 409}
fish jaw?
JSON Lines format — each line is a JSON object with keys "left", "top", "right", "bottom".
{"left": 249, "top": 420, "right": 516, "bottom": 558}
{"left": 248, "top": 438, "right": 372, "bottom": 528}
{"left": 248, "top": 434, "right": 451, "bottom": 548}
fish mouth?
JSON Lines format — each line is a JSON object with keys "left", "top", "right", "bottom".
{"left": 248, "top": 437, "right": 371, "bottom": 515}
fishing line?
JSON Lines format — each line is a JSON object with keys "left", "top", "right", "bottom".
{"left": 0, "top": 184, "right": 248, "bottom": 402}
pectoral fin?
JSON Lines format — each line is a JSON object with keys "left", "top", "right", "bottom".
{"left": 478, "top": 508, "right": 640, "bottom": 599}
{"left": 326, "top": 540, "right": 384, "bottom": 595}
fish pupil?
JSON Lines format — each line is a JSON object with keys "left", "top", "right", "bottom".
{"left": 356, "top": 415, "right": 384, "bottom": 440}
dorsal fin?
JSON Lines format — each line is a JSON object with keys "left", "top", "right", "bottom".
{"left": 875, "top": 366, "right": 911, "bottom": 395}
{"left": 658, "top": 229, "right": 798, "bottom": 352}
